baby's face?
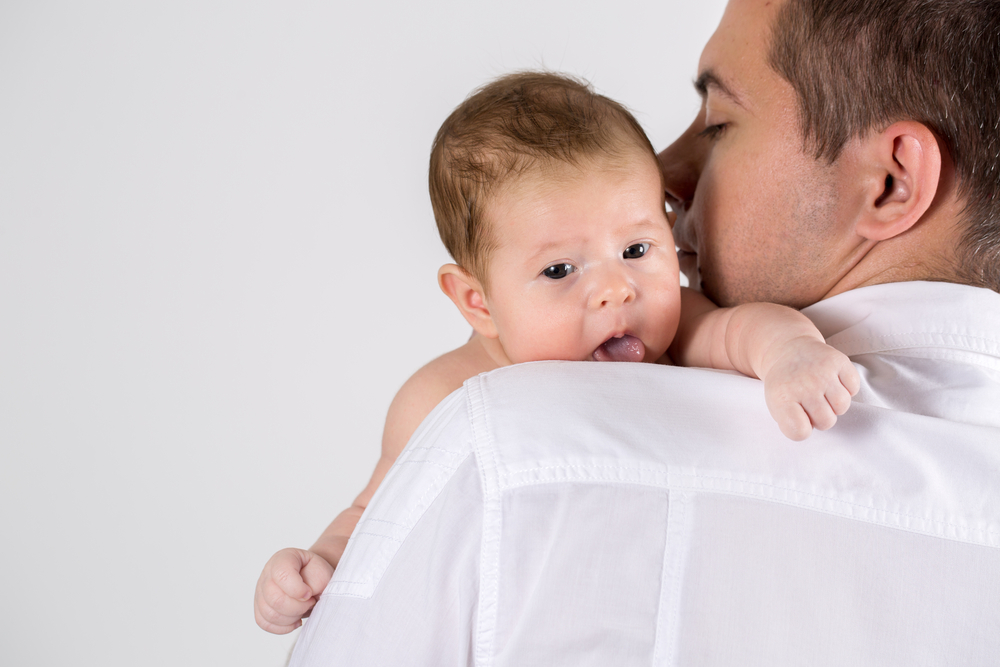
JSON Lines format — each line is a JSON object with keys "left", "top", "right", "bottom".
{"left": 482, "top": 152, "right": 681, "bottom": 364}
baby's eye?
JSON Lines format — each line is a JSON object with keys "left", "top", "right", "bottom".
{"left": 543, "top": 263, "right": 576, "bottom": 279}
{"left": 623, "top": 243, "right": 650, "bottom": 259}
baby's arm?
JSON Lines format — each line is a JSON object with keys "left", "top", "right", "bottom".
{"left": 669, "top": 288, "right": 860, "bottom": 440}
{"left": 254, "top": 338, "right": 499, "bottom": 634}
{"left": 307, "top": 343, "right": 489, "bottom": 567}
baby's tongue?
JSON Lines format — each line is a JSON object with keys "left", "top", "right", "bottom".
{"left": 593, "top": 334, "right": 645, "bottom": 363}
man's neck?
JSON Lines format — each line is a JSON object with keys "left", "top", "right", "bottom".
{"left": 824, "top": 194, "right": 966, "bottom": 300}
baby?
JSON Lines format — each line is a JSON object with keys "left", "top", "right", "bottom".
{"left": 254, "top": 72, "right": 859, "bottom": 634}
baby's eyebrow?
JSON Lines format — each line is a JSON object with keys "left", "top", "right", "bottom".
{"left": 524, "top": 239, "right": 569, "bottom": 267}
{"left": 527, "top": 239, "right": 562, "bottom": 259}
{"left": 625, "top": 217, "right": 670, "bottom": 233}
{"left": 694, "top": 69, "right": 746, "bottom": 109}
{"left": 607, "top": 219, "right": 671, "bottom": 243}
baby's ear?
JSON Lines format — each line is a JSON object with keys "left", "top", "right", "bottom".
{"left": 438, "top": 264, "right": 498, "bottom": 338}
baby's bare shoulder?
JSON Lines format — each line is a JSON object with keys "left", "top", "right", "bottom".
{"left": 416, "top": 339, "right": 498, "bottom": 385}
{"left": 382, "top": 338, "right": 499, "bottom": 456}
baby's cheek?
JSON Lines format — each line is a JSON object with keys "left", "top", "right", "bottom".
{"left": 504, "top": 318, "right": 588, "bottom": 364}
{"left": 652, "top": 288, "right": 683, "bottom": 351}
{"left": 516, "top": 334, "right": 582, "bottom": 363}
{"left": 496, "top": 327, "right": 547, "bottom": 364}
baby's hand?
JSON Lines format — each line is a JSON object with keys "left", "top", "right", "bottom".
{"left": 254, "top": 548, "right": 334, "bottom": 634}
{"left": 763, "top": 335, "right": 860, "bottom": 441}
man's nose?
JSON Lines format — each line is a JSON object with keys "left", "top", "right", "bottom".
{"left": 657, "top": 106, "right": 708, "bottom": 213}
{"left": 588, "top": 265, "right": 636, "bottom": 309}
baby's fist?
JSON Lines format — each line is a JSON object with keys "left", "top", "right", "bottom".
{"left": 254, "top": 548, "right": 334, "bottom": 634}
{"left": 763, "top": 336, "right": 860, "bottom": 441}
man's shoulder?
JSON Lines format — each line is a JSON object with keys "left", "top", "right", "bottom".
{"left": 805, "top": 280, "right": 1000, "bottom": 358}
{"left": 804, "top": 281, "right": 1000, "bottom": 427}
{"left": 468, "top": 360, "right": 763, "bottom": 464}
{"left": 467, "top": 360, "right": 1000, "bottom": 548}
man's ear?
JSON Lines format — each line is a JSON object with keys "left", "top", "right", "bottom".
{"left": 437, "top": 264, "right": 498, "bottom": 338}
{"left": 856, "top": 121, "right": 941, "bottom": 241}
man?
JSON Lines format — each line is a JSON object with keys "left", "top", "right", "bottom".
{"left": 287, "top": 0, "right": 1000, "bottom": 664}
{"left": 662, "top": 0, "right": 999, "bottom": 306}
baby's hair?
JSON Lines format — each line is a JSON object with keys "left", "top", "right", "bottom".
{"left": 429, "top": 71, "right": 658, "bottom": 290}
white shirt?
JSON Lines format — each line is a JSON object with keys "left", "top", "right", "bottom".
{"left": 289, "top": 281, "right": 1000, "bottom": 667}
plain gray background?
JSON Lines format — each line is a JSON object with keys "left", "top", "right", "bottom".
{"left": 0, "top": 1, "right": 726, "bottom": 664}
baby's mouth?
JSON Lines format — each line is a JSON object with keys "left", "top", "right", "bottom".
{"left": 592, "top": 334, "right": 645, "bottom": 363}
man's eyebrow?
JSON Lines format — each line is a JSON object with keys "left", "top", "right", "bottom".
{"left": 694, "top": 69, "right": 745, "bottom": 108}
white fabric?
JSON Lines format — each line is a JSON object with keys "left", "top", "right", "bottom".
{"left": 289, "top": 281, "right": 1000, "bottom": 667}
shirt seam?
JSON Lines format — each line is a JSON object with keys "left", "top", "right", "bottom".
{"left": 832, "top": 332, "right": 1000, "bottom": 355}
{"left": 496, "top": 470, "right": 1000, "bottom": 543}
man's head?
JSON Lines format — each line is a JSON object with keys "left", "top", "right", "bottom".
{"left": 430, "top": 72, "right": 680, "bottom": 364}
{"left": 660, "top": 0, "right": 1000, "bottom": 308}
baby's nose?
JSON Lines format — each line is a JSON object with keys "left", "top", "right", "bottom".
{"left": 589, "top": 267, "right": 636, "bottom": 308}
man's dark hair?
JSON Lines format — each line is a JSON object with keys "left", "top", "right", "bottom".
{"left": 769, "top": 0, "right": 1000, "bottom": 291}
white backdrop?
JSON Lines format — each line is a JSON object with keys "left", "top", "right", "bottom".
{"left": 0, "top": 1, "right": 726, "bottom": 665}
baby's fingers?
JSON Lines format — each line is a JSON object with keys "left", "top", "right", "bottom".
{"left": 254, "top": 548, "right": 326, "bottom": 634}
{"left": 266, "top": 548, "right": 326, "bottom": 603}
{"left": 826, "top": 381, "right": 853, "bottom": 416}
{"left": 255, "top": 580, "right": 312, "bottom": 634}
{"left": 254, "top": 597, "right": 303, "bottom": 635}
{"left": 840, "top": 362, "right": 861, "bottom": 397}
{"left": 800, "top": 387, "right": 839, "bottom": 430}
{"left": 300, "top": 552, "right": 335, "bottom": 598}
{"left": 767, "top": 396, "right": 812, "bottom": 441}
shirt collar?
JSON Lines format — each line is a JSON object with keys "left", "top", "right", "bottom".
{"left": 801, "top": 281, "right": 1000, "bottom": 367}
